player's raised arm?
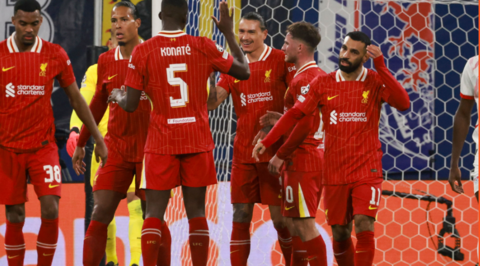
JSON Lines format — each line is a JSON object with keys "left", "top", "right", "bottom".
{"left": 207, "top": 73, "right": 230, "bottom": 110}
{"left": 212, "top": 1, "right": 250, "bottom": 80}
{"left": 369, "top": 45, "right": 410, "bottom": 111}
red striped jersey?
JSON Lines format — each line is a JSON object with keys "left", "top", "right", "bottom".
{"left": 0, "top": 33, "right": 75, "bottom": 152}
{"left": 295, "top": 67, "right": 387, "bottom": 185}
{"left": 283, "top": 61, "right": 326, "bottom": 172}
{"left": 125, "top": 30, "right": 234, "bottom": 155}
{"left": 217, "top": 46, "right": 295, "bottom": 164}
{"left": 78, "top": 46, "right": 151, "bottom": 162}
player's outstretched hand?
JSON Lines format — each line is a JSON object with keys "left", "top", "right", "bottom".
{"left": 211, "top": 1, "right": 234, "bottom": 35}
{"left": 72, "top": 146, "right": 86, "bottom": 175}
{"left": 268, "top": 155, "right": 284, "bottom": 175}
{"left": 448, "top": 165, "right": 464, "bottom": 194}
{"left": 66, "top": 129, "right": 79, "bottom": 157}
{"left": 95, "top": 140, "right": 108, "bottom": 168}
{"left": 107, "top": 88, "right": 125, "bottom": 104}
{"left": 366, "top": 45, "right": 382, "bottom": 59}
{"left": 259, "top": 111, "right": 282, "bottom": 127}
{"left": 252, "top": 142, "right": 266, "bottom": 162}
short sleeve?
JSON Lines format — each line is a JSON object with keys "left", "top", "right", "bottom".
{"left": 294, "top": 78, "right": 322, "bottom": 116}
{"left": 124, "top": 45, "right": 146, "bottom": 91}
{"left": 460, "top": 57, "right": 476, "bottom": 100}
{"left": 55, "top": 46, "right": 76, "bottom": 88}
{"left": 203, "top": 38, "right": 234, "bottom": 74}
{"left": 216, "top": 73, "right": 234, "bottom": 94}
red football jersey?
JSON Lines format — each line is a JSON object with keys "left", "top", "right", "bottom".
{"left": 125, "top": 30, "right": 234, "bottom": 155}
{"left": 295, "top": 67, "right": 387, "bottom": 185}
{"left": 283, "top": 61, "right": 326, "bottom": 172}
{"left": 78, "top": 46, "right": 151, "bottom": 162}
{"left": 0, "top": 33, "right": 75, "bottom": 152}
{"left": 217, "top": 45, "right": 295, "bottom": 164}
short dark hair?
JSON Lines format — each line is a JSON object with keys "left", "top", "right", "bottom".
{"left": 241, "top": 12, "right": 267, "bottom": 31}
{"left": 286, "top": 22, "right": 321, "bottom": 51}
{"left": 14, "top": 0, "right": 41, "bottom": 15}
{"left": 162, "top": 0, "right": 188, "bottom": 10}
{"left": 345, "top": 31, "right": 371, "bottom": 48}
{"left": 114, "top": 1, "right": 139, "bottom": 20}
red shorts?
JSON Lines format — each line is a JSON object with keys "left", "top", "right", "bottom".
{"left": 282, "top": 170, "right": 322, "bottom": 218}
{"left": 141, "top": 151, "right": 217, "bottom": 190}
{"left": 93, "top": 151, "right": 145, "bottom": 200}
{"left": 0, "top": 143, "right": 61, "bottom": 205}
{"left": 231, "top": 162, "right": 281, "bottom": 206}
{"left": 323, "top": 179, "right": 383, "bottom": 226}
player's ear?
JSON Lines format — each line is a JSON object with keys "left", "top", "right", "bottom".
{"left": 262, "top": 29, "right": 268, "bottom": 41}
{"left": 135, "top": 18, "right": 141, "bottom": 28}
{"left": 158, "top": 11, "right": 163, "bottom": 21}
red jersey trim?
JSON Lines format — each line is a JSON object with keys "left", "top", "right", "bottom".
{"left": 157, "top": 30, "right": 187, "bottom": 38}
{"left": 293, "top": 61, "right": 319, "bottom": 78}
{"left": 245, "top": 45, "right": 272, "bottom": 63}
{"left": 460, "top": 92, "right": 475, "bottom": 100}
{"left": 7, "top": 32, "right": 43, "bottom": 53}
{"left": 335, "top": 67, "right": 368, "bottom": 82}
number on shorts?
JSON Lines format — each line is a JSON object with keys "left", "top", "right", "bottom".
{"left": 286, "top": 186, "right": 294, "bottom": 203}
{"left": 44, "top": 165, "right": 61, "bottom": 183}
{"left": 370, "top": 187, "right": 381, "bottom": 206}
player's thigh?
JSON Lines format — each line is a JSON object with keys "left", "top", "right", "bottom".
{"left": 256, "top": 162, "right": 282, "bottom": 206}
{"left": 351, "top": 178, "right": 383, "bottom": 221}
{"left": 283, "top": 170, "right": 322, "bottom": 218}
{"left": 323, "top": 183, "right": 354, "bottom": 226}
{"left": 231, "top": 162, "right": 261, "bottom": 204}
{"left": 0, "top": 146, "right": 28, "bottom": 205}
{"left": 94, "top": 151, "right": 136, "bottom": 196}
{"left": 26, "top": 143, "right": 62, "bottom": 199}
{"left": 141, "top": 153, "right": 181, "bottom": 190}
{"left": 179, "top": 150, "right": 217, "bottom": 188}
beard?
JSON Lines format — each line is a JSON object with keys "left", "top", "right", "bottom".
{"left": 118, "top": 41, "right": 126, "bottom": 46}
{"left": 338, "top": 58, "right": 362, "bottom": 74}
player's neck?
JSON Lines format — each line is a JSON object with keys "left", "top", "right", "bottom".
{"left": 119, "top": 38, "right": 141, "bottom": 59}
{"left": 340, "top": 66, "right": 364, "bottom": 81}
{"left": 161, "top": 23, "right": 183, "bottom": 32}
{"left": 295, "top": 56, "right": 315, "bottom": 71}
{"left": 14, "top": 34, "right": 34, "bottom": 52}
{"left": 246, "top": 44, "right": 266, "bottom": 63}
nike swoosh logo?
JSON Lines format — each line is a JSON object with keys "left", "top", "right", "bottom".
{"left": 43, "top": 253, "right": 54, "bottom": 256}
{"left": 2, "top": 66, "right": 15, "bottom": 72}
{"left": 230, "top": 250, "right": 239, "bottom": 254}
{"left": 49, "top": 184, "right": 60, "bottom": 189}
{"left": 108, "top": 74, "right": 117, "bottom": 80}
{"left": 356, "top": 250, "right": 368, "bottom": 253}
{"left": 234, "top": 79, "right": 240, "bottom": 83}
{"left": 306, "top": 256, "right": 317, "bottom": 261}
{"left": 8, "top": 255, "right": 19, "bottom": 259}
{"left": 327, "top": 95, "right": 339, "bottom": 100}
{"left": 285, "top": 206, "right": 295, "bottom": 211}
{"left": 368, "top": 206, "right": 377, "bottom": 210}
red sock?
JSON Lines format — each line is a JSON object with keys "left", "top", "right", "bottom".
{"left": 275, "top": 225, "right": 293, "bottom": 266}
{"left": 333, "top": 237, "right": 354, "bottom": 266}
{"left": 189, "top": 217, "right": 210, "bottom": 266}
{"left": 142, "top": 217, "right": 163, "bottom": 266}
{"left": 230, "top": 222, "right": 250, "bottom": 266}
{"left": 291, "top": 236, "right": 308, "bottom": 266}
{"left": 83, "top": 220, "right": 108, "bottom": 266}
{"left": 304, "top": 235, "right": 327, "bottom": 266}
{"left": 355, "top": 231, "right": 375, "bottom": 266}
{"left": 157, "top": 222, "right": 171, "bottom": 266}
{"left": 37, "top": 218, "right": 59, "bottom": 266}
{"left": 5, "top": 220, "right": 25, "bottom": 266}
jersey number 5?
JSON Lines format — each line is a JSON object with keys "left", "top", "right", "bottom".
{"left": 167, "top": 63, "right": 188, "bottom": 107}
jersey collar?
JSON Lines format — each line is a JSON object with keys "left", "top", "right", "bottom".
{"left": 7, "top": 32, "right": 43, "bottom": 53}
{"left": 115, "top": 39, "right": 144, "bottom": 61}
{"left": 293, "top": 61, "right": 318, "bottom": 78}
{"left": 245, "top": 44, "right": 272, "bottom": 63}
{"left": 335, "top": 67, "right": 368, "bottom": 82}
{"left": 157, "top": 30, "right": 186, "bottom": 38}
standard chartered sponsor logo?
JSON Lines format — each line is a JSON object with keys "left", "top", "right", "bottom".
{"left": 330, "top": 110, "right": 367, "bottom": 124}
{"left": 240, "top": 93, "right": 246, "bottom": 106}
{"left": 5, "top": 83, "right": 45, "bottom": 96}
{"left": 246, "top": 91, "right": 273, "bottom": 104}
{"left": 6, "top": 83, "right": 15, "bottom": 97}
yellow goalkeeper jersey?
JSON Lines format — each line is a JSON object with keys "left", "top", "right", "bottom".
{"left": 70, "top": 64, "right": 109, "bottom": 137}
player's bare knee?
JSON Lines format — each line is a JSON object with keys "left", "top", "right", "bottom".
{"left": 331, "top": 224, "right": 352, "bottom": 242}
{"left": 6, "top": 204, "right": 26, "bottom": 223}
{"left": 91, "top": 204, "right": 114, "bottom": 224}
{"left": 39, "top": 196, "right": 59, "bottom": 219}
{"left": 233, "top": 204, "right": 253, "bottom": 223}
{"left": 354, "top": 215, "right": 374, "bottom": 233}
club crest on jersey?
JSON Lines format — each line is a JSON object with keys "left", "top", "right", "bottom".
{"left": 362, "top": 90, "right": 369, "bottom": 104}
{"left": 264, "top": 69, "right": 272, "bottom": 83}
{"left": 39, "top": 63, "right": 48, "bottom": 77}
{"left": 216, "top": 44, "right": 224, "bottom": 53}
{"left": 301, "top": 84, "right": 310, "bottom": 95}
